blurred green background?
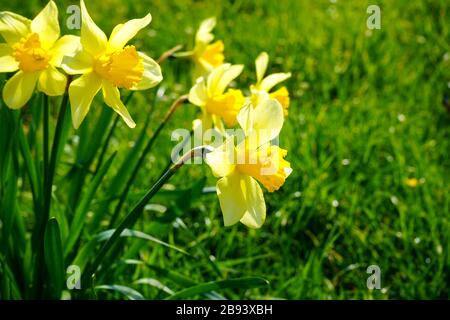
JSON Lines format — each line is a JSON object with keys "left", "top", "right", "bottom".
{"left": 2, "top": 0, "right": 449, "bottom": 299}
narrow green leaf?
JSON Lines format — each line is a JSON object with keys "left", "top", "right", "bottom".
{"left": 64, "top": 152, "right": 117, "bottom": 257}
{"left": 44, "top": 218, "right": 64, "bottom": 299}
{"left": 134, "top": 278, "right": 174, "bottom": 295}
{"left": 144, "top": 264, "right": 225, "bottom": 300}
{"left": 165, "top": 277, "right": 269, "bottom": 300}
{"left": 0, "top": 254, "right": 22, "bottom": 300}
{"left": 95, "top": 228, "right": 189, "bottom": 256}
{"left": 95, "top": 285, "right": 144, "bottom": 300}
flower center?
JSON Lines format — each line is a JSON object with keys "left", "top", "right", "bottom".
{"left": 93, "top": 46, "right": 144, "bottom": 89}
{"left": 236, "top": 145, "right": 291, "bottom": 192}
{"left": 200, "top": 40, "right": 224, "bottom": 67}
{"left": 205, "top": 89, "right": 244, "bottom": 126}
{"left": 13, "top": 33, "right": 51, "bottom": 72}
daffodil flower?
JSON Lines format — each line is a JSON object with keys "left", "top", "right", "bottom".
{"left": 0, "top": 1, "right": 79, "bottom": 109}
{"left": 205, "top": 99, "right": 292, "bottom": 228}
{"left": 193, "top": 17, "right": 224, "bottom": 74}
{"left": 189, "top": 63, "right": 244, "bottom": 132}
{"left": 251, "top": 52, "right": 291, "bottom": 116}
{"left": 61, "top": 0, "right": 162, "bottom": 129}
{"left": 176, "top": 17, "right": 225, "bottom": 78}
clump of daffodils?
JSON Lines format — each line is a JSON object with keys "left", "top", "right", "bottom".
{"left": 183, "top": 19, "right": 293, "bottom": 228}
{"left": 0, "top": 0, "right": 162, "bottom": 129}
{"left": 0, "top": 3, "right": 293, "bottom": 229}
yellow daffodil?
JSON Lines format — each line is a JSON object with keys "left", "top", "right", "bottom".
{"left": 176, "top": 17, "right": 225, "bottom": 78}
{"left": 0, "top": 1, "right": 79, "bottom": 109}
{"left": 61, "top": 0, "right": 162, "bottom": 129}
{"left": 205, "top": 99, "right": 292, "bottom": 228}
{"left": 189, "top": 63, "right": 244, "bottom": 132}
{"left": 251, "top": 52, "right": 291, "bottom": 116}
{"left": 193, "top": 17, "right": 224, "bottom": 74}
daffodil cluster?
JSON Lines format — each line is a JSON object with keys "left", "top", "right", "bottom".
{"left": 0, "top": 0, "right": 162, "bottom": 128}
{"left": 185, "top": 18, "right": 293, "bottom": 228}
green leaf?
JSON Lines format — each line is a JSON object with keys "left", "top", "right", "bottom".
{"left": 95, "top": 228, "right": 189, "bottom": 256}
{"left": 165, "top": 277, "right": 269, "bottom": 300}
{"left": 0, "top": 254, "right": 22, "bottom": 299}
{"left": 64, "top": 152, "right": 117, "bottom": 257}
{"left": 44, "top": 218, "right": 64, "bottom": 299}
{"left": 144, "top": 264, "right": 225, "bottom": 300}
{"left": 95, "top": 285, "right": 144, "bottom": 300}
{"left": 134, "top": 278, "right": 174, "bottom": 295}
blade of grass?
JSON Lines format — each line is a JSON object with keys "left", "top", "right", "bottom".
{"left": 165, "top": 277, "right": 269, "bottom": 300}
{"left": 94, "top": 228, "right": 189, "bottom": 255}
{"left": 95, "top": 285, "right": 144, "bottom": 300}
{"left": 144, "top": 263, "right": 225, "bottom": 300}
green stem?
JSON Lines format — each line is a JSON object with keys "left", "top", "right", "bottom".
{"left": 108, "top": 94, "right": 188, "bottom": 228}
{"left": 44, "top": 93, "right": 69, "bottom": 219}
{"left": 43, "top": 95, "right": 49, "bottom": 199}
{"left": 34, "top": 93, "right": 68, "bottom": 298}
{"left": 82, "top": 146, "right": 210, "bottom": 289}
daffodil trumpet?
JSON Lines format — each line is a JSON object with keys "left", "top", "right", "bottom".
{"left": 251, "top": 52, "right": 291, "bottom": 116}
{"left": 0, "top": 1, "right": 79, "bottom": 109}
{"left": 205, "top": 99, "right": 292, "bottom": 228}
{"left": 61, "top": 0, "right": 163, "bottom": 129}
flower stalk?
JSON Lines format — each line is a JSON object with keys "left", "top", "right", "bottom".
{"left": 83, "top": 145, "right": 212, "bottom": 287}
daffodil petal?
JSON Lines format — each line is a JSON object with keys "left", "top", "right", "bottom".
{"left": 38, "top": 66, "right": 66, "bottom": 96}
{"left": 30, "top": 0, "right": 59, "bottom": 49}
{"left": 251, "top": 98, "right": 284, "bottom": 146}
{"left": 207, "top": 63, "right": 227, "bottom": 96}
{"left": 68, "top": 72, "right": 101, "bottom": 129}
{"left": 236, "top": 102, "right": 253, "bottom": 135}
{"left": 239, "top": 176, "right": 266, "bottom": 229}
{"left": 216, "top": 171, "right": 247, "bottom": 226}
{"left": 259, "top": 72, "right": 291, "bottom": 92}
{"left": 0, "top": 11, "right": 30, "bottom": 45}
{"left": 108, "top": 13, "right": 152, "bottom": 50}
{"left": 50, "top": 35, "right": 80, "bottom": 66}
{"left": 188, "top": 77, "right": 207, "bottom": 106}
{"left": 0, "top": 43, "right": 19, "bottom": 72}
{"left": 255, "top": 52, "right": 268, "bottom": 85}
{"left": 205, "top": 136, "right": 236, "bottom": 177}
{"left": 61, "top": 48, "right": 93, "bottom": 75}
{"left": 2, "top": 71, "right": 38, "bottom": 109}
{"left": 80, "top": 0, "right": 107, "bottom": 55}
{"left": 216, "top": 64, "right": 244, "bottom": 94}
{"left": 102, "top": 80, "right": 136, "bottom": 128}
{"left": 195, "top": 17, "right": 216, "bottom": 45}
{"left": 130, "top": 52, "right": 162, "bottom": 90}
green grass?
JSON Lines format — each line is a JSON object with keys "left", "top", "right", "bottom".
{"left": 0, "top": 0, "right": 449, "bottom": 299}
